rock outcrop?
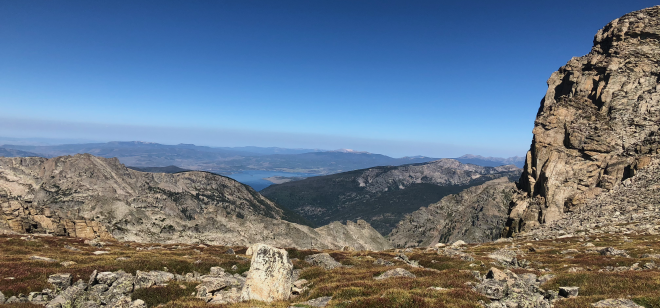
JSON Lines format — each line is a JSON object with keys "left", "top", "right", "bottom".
{"left": 240, "top": 244, "right": 294, "bottom": 302}
{"left": 0, "top": 154, "right": 390, "bottom": 250}
{"left": 262, "top": 159, "right": 520, "bottom": 234}
{"left": 314, "top": 219, "right": 391, "bottom": 251}
{"left": 516, "top": 157, "right": 660, "bottom": 240}
{"left": 504, "top": 6, "right": 660, "bottom": 235}
{"left": 389, "top": 177, "right": 516, "bottom": 247}
{"left": 304, "top": 253, "right": 343, "bottom": 270}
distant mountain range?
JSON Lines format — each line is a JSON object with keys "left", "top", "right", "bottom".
{"left": 0, "top": 141, "right": 439, "bottom": 175}
{"left": 0, "top": 140, "right": 524, "bottom": 190}
{"left": 454, "top": 154, "right": 525, "bottom": 168}
{"left": 0, "top": 147, "right": 41, "bottom": 158}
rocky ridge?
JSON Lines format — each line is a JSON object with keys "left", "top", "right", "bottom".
{"left": 504, "top": 6, "right": 660, "bottom": 236}
{"left": 389, "top": 177, "right": 516, "bottom": 248}
{"left": 262, "top": 159, "right": 520, "bottom": 234}
{"left": 0, "top": 154, "right": 390, "bottom": 250}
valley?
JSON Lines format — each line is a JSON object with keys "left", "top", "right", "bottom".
{"left": 261, "top": 159, "right": 521, "bottom": 234}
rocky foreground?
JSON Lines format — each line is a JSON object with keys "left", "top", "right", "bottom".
{"left": 1, "top": 232, "right": 659, "bottom": 307}
{"left": 0, "top": 154, "right": 390, "bottom": 251}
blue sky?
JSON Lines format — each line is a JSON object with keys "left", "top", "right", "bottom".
{"left": 1, "top": 1, "right": 657, "bottom": 157}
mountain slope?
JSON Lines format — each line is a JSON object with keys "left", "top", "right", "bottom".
{"left": 0, "top": 154, "right": 390, "bottom": 250}
{"left": 388, "top": 177, "right": 516, "bottom": 248}
{"left": 0, "top": 147, "right": 42, "bottom": 158}
{"left": 504, "top": 6, "right": 660, "bottom": 236}
{"left": 261, "top": 159, "right": 521, "bottom": 234}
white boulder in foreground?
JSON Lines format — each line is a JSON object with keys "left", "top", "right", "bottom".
{"left": 240, "top": 243, "right": 294, "bottom": 302}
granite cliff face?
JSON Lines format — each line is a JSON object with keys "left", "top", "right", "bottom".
{"left": 262, "top": 159, "right": 521, "bottom": 234}
{"left": 504, "top": 6, "right": 660, "bottom": 235}
{"left": 0, "top": 154, "right": 390, "bottom": 250}
{"left": 389, "top": 177, "right": 516, "bottom": 248}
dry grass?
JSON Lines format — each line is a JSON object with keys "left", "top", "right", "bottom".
{"left": 1, "top": 234, "right": 660, "bottom": 307}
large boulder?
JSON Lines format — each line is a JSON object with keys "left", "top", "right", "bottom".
{"left": 503, "top": 6, "right": 660, "bottom": 235}
{"left": 240, "top": 244, "right": 294, "bottom": 302}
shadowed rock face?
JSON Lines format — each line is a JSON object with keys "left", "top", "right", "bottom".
{"left": 504, "top": 6, "right": 660, "bottom": 235}
{"left": 389, "top": 177, "right": 516, "bottom": 248}
{"left": 0, "top": 154, "right": 391, "bottom": 250}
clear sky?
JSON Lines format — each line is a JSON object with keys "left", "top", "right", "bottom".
{"left": 1, "top": 1, "right": 657, "bottom": 157}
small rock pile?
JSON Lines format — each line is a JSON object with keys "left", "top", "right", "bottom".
{"left": 194, "top": 267, "right": 246, "bottom": 304}
{"left": 473, "top": 267, "right": 577, "bottom": 308}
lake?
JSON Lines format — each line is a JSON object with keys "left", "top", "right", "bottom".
{"left": 218, "top": 170, "right": 319, "bottom": 191}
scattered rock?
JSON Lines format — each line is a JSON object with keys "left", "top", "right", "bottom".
{"left": 374, "top": 268, "right": 416, "bottom": 280}
{"left": 290, "top": 296, "right": 333, "bottom": 307}
{"left": 130, "top": 299, "right": 147, "bottom": 308}
{"left": 485, "top": 268, "right": 507, "bottom": 281}
{"left": 134, "top": 270, "right": 175, "bottom": 289}
{"left": 0, "top": 291, "right": 5, "bottom": 304}
{"left": 395, "top": 253, "right": 421, "bottom": 267}
{"left": 240, "top": 243, "right": 294, "bottom": 302}
{"left": 439, "top": 247, "right": 475, "bottom": 261}
{"left": 600, "top": 247, "right": 630, "bottom": 258}
{"left": 47, "top": 273, "right": 72, "bottom": 291}
{"left": 304, "top": 253, "right": 342, "bottom": 270}
{"left": 559, "top": 286, "right": 579, "bottom": 298}
{"left": 475, "top": 266, "right": 555, "bottom": 307}
{"left": 592, "top": 298, "right": 644, "bottom": 308}
{"left": 373, "top": 258, "right": 394, "bottom": 266}
{"left": 427, "top": 286, "right": 450, "bottom": 291}
{"left": 30, "top": 256, "right": 58, "bottom": 262}
{"left": 92, "top": 251, "right": 110, "bottom": 255}
{"left": 64, "top": 245, "right": 80, "bottom": 252}
{"left": 225, "top": 248, "right": 235, "bottom": 255}
{"left": 60, "top": 261, "right": 77, "bottom": 267}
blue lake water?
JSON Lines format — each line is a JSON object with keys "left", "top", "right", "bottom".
{"left": 218, "top": 170, "right": 318, "bottom": 191}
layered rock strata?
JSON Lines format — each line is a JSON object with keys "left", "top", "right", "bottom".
{"left": 504, "top": 6, "right": 660, "bottom": 235}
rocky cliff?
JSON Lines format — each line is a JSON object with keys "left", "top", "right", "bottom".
{"left": 262, "top": 159, "right": 521, "bottom": 234}
{"left": 0, "top": 154, "right": 390, "bottom": 250}
{"left": 518, "top": 156, "right": 660, "bottom": 240}
{"left": 504, "top": 6, "right": 660, "bottom": 236}
{"left": 389, "top": 177, "right": 516, "bottom": 248}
